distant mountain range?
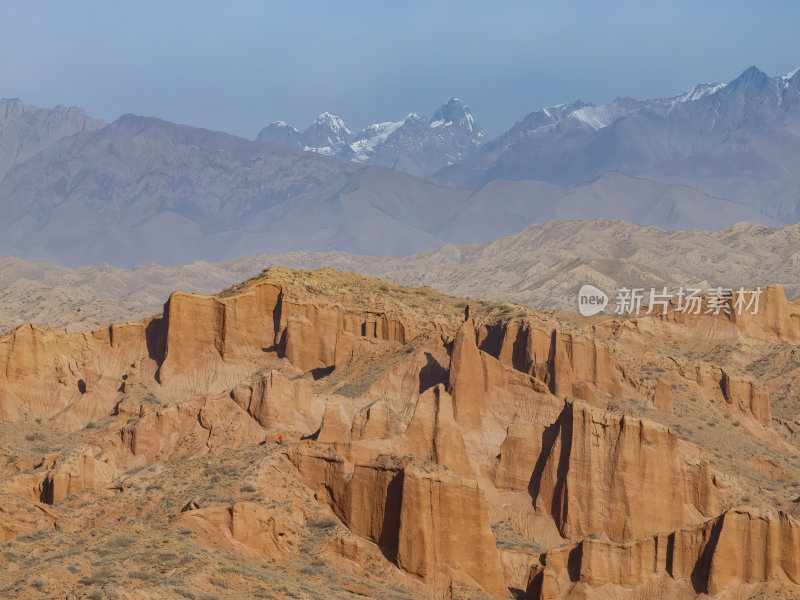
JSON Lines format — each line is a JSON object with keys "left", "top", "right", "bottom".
{"left": 449, "top": 66, "right": 800, "bottom": 224}
{"left": 256, "top": 98, "right": 485, "bottom": 177}
{"left": 0, "top": 65, "right": 798, "bottom": 267}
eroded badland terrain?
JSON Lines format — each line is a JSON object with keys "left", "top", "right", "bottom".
{"left": 1, "top": 267, "right": 800, "bottom": 599}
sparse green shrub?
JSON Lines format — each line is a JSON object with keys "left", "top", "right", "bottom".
{"left": 78, "top": 568, "right": 115, "bottom": 586}
{"left": 18, "top": 529, "right": 48, "bottom": 542}
{"left": 105, "top": 534, "right": 135, "bottom": 549}
{"left": 157, "top": 552, "right": 178, "bottom": 562}
{"left": 307, "top": 516, "right": 337, "bottom": 529}
{"left": 129, "top": 570, "right": 149, "bottom": 580}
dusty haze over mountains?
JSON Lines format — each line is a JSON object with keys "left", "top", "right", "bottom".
{"left": 1, "top": 219, "right": 798, "bottom": 336}
{"left": 1, "top": 65, "right": 799, "bottom": 267}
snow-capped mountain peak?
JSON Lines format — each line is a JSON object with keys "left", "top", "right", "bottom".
{"left": 255, "top": 99, "right": 485, "bottom": 176}
{"left": 507, "top": 65, "right": 797, "bottom": 143}
{"left": 313, "top": 112, "right": 352, "bottom": 134}
{"left": 271, "top": 120, "right": 296, "bottom": 130}
{"left": 432, "top": 97, "right": 464, "bottom": 121}
{"left": 300, "top": 112, "right": 354, "bottom": 153}
{"left": 255, "top": 65, "right": 800, "bottom": 182}
{"left": 348, "top": 120, "right": 404, "bottom": 161}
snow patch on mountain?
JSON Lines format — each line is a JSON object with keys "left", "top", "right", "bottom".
{"left": 570, "top": 101, "right": 641, "bottom": 129}
{"left": 255, "top": 99, "right": 485, "bottom": 176}
{"left": 782, "top": 66, "right": 799, "bottom": 80}
{"left": 515, "top": 79, "right": 729, "bottom": 137}
{"left": 670, "top": 82, "right": 726, "bottom": 105}
{"left": 349, "top": 120, "right": 404, "bottom": 161}
{"left": 779, "top": 67, "right": 800, "bottom": 91}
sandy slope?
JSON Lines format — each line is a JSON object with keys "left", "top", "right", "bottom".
{"left": 2, "top": 219, "right": 798, "bottom": 335}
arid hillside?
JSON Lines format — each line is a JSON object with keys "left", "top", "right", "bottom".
{"left": 1, "top": 267, "right": 799, "bottom": 599}
{"left": 2, "top": 219, "right": 799, "bottom": 335}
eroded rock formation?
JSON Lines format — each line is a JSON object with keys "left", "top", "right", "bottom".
{"left": 528, "top": 508, "right": 800, "bottom": 599}
{"left": 0, "top": 268, "right": 797, "bottom": 600}
{"left": 231, "top": 370, "right": 313, "bottom": 431}
{"left": 288, "top": 447, "right": 506, "bottom": 598}
{"left": 530, "top": 401, "right": 724, "bottom": 541}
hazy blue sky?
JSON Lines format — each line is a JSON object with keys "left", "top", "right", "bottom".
{"left": 2, "top": 1, "right": 799, "bottom": 137}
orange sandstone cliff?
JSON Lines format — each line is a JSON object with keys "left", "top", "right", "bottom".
{"left": 0, "top": 268, "right": 798, "bottom": 599}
